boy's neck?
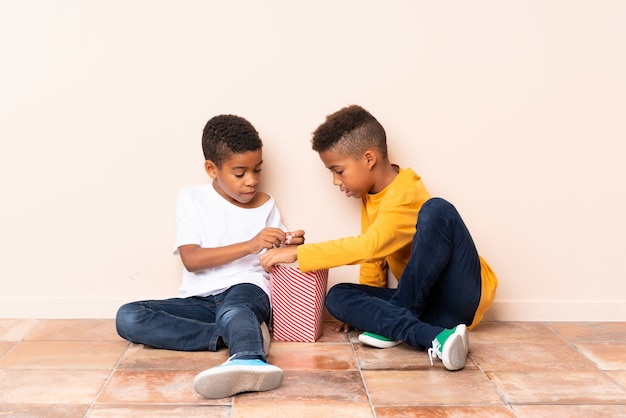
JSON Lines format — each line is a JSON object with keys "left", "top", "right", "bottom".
{"left": 371, "top": 163, "right": 399, "bottom": 194}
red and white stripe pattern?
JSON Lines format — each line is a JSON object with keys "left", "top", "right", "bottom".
{"left": 270, "top": 265, "right": 329, "bottom": 342}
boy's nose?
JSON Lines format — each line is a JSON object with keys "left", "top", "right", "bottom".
{"left": 246, "top": 175, "right": 259, "bottom": 187}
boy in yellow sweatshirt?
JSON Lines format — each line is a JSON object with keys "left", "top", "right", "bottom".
{"left": 260, "top": 105, "right": 497, "bottom": 371}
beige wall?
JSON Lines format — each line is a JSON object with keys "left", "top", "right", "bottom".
{"left": 1, "top": 1, "right": 625, "bottom": 320}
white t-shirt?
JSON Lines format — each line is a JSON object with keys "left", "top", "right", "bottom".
{"left": 173, "top": 183, "right": 285, "bottom": 298}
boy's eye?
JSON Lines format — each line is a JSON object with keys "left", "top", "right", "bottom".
{"left": 234, "top": 173, "right": 245, "bottom": 178}
{"left": 254, "top": 168, "right": 262, "bottom": 173}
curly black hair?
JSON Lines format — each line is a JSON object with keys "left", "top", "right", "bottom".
{"left": 311, "top": 105, "right": 387, "bottom": 160}
{"left": 201, "top": 114, "right": 263, "bottom": 167}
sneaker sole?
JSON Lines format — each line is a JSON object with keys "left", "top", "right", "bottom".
{"left": 441, "top": 325, "right": 468, "bottom": 371}
{"left": 358, "top": 333, "right": 402, "bottom": 349}
{"left": 193, "top": 364, "right": 283, "bottom": 399}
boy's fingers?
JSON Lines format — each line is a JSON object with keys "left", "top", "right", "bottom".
{"left": 259, "top": 254, "right": 274, "bottom": 272}
{"left": 284, "top": 230, "right": 305, "bottom": 245}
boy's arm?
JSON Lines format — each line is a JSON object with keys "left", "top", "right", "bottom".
{"left": 261, "top": 201, "right": 416, "bottom": 275}
{"left": 178, "top": 227, "right": 287, "bottom": 272}
{"left": 296, "top": 197, "right": 420, "bottom": 273}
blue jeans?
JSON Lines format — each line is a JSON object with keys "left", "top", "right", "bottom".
{"left": 116, "top": 283, "right": 270, "bottom": 360}
{"left": 325, "top": 198, "right": 482, "bottom": 349}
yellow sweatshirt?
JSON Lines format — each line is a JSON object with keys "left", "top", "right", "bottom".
{"left": 297, "top": 167, "right": 497, "bottom": 329}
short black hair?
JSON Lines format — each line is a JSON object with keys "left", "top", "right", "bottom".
{"left": 202, "top": 114, "right": 263, "bottom": 167}
{"left": 311, "top": 105, "right": 388, "bottom": 160}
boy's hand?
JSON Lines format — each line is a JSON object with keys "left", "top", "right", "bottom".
{"left": 259, "top": 246, "right": 298, "bottom": 272}
{"left": 248, "top": 227, "right": 287, "bottom": 255}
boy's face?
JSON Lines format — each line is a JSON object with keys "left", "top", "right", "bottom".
{"left": 319, "top": 148, "right": 375, "bottom": 199}
{"left": 205, "top": 149, "right": 263, "bottom": 206}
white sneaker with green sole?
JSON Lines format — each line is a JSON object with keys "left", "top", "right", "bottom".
{"left": 358, "top": 332, "right": 402, "bottom": 349}
{"left": 428, "top": 324, "right": 469, "bottom": 371}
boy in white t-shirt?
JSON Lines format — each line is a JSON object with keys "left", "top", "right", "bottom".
{"left": 115, "top": 114, "right": 304, "bottom": 399}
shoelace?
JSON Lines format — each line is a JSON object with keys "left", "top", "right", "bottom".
{"left": 221, "top": 354, "right": 237, "bottom": 365}
{"left": 427, "top": 339, "right": 442, "bottom": 367}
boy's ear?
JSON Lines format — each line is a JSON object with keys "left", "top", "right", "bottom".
{"left": 363, "top": 150, "right": 377, "bottom": 169}
{"left": 204, "top": 160, "right": 218, "bottom": 179}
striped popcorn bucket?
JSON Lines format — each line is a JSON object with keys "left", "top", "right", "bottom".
{"left": 270, "top": 264, "right": 329, "bottom": 342}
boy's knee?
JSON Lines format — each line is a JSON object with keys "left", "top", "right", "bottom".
{"left": 115, "top": 303, "right": 140, "bottom": 338}
{"left": 422, "top": 197, "right": 453, "bottom": 213}
{"left": 325, "top": 283, "right": 355, "bottom": 307}
{"left": 326, "top": 282, "right": 350, "bottom": 296}
{"left": 419, "top": 198, "right": 457, "bottom": 224}
{"left": 216, "top": 304, "right": 251, "bottom": 326}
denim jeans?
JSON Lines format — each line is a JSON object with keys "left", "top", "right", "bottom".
{"left": 325, "top": 198, "right": 482, "bottom": 349}
{"left": 116, "top": 283, "right": 270, "bottom": 360}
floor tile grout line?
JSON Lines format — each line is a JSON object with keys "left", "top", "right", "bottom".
{"left": 349, "top": 331, "right": 378, "bottom": 418}
{"left": 0, "top": 340, "right": 22, "bottom": 362}
{"left": 468, "top": 349, "right": 517, "bottom": 415}
{"left": 544, "top": 321, "right": 605, "bottom": 369}
{"left": 84, "top": 340, "right": 132, "bottom": 415}
{"left": 544, "top": 321, "right": 585, "bottom": 351}
{"left": 1, "top": 321, "right": 35, "bottom": 377}
{"left": 0, "top": 319, "right": 41, "bottom": 361}
{"left": 544, "top": 322, "right": 626, "bottom": 394}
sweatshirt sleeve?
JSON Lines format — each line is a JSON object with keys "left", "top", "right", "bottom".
{"left": 297, "top": 183, "right": 426, "bottom": 277}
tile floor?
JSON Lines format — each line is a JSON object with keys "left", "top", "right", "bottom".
{"left": 0, "top": 319, "right": 625, "bottom": 417}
